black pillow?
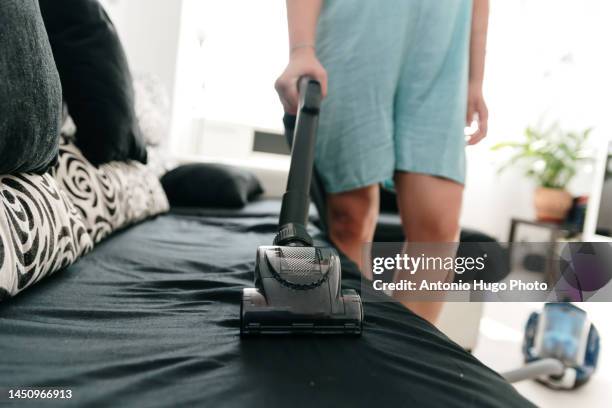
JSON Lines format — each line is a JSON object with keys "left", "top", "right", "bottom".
{"left": 0, "top": 0, "right": 62, "bottom": 174}
{"left": 161, "top": 164, "right": 264, "bottom": 208}
{"left": 38, "top": 0, "right": 147, "bottom": 166}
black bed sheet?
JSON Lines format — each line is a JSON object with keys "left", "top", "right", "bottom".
{"left": 0, "top": 203, "right": 533, "bottom": 407}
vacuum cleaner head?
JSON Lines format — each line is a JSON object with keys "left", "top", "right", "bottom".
{"left": 240, "top": 76, "right": 363, "bottom": 337}
{"left": 241, "top": 245, "right": 363, "bottom": 335}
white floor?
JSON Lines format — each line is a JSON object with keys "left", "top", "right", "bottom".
{"left": 473, "top": 302, "right": 611, "bottom": 407}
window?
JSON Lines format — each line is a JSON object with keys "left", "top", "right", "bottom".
{"left": 171, "top": 0, "right": 289, "bottom": 164}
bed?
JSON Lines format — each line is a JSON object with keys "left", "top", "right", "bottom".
{"left": 0, "top": 200, "right": 533, "bottom": 407}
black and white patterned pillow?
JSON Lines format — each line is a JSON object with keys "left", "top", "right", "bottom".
{"left": 52, "top": 134, "right": 169, "bottom": 244}
{"left": 0, "top": 173, "right": 93, "bottom": 299}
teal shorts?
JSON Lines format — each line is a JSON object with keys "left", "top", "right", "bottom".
{"left": 315, "top": 0, "right": 472, "bottom": 193}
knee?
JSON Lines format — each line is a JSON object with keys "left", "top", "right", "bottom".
{"left": 410, "top": 214, "right": 460, "bottom": 242}
{"left": 328, "top": 204, "right": 377, "bottom": 244}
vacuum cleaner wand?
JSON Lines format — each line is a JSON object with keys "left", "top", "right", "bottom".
{"left": 240, "top": 76, "right": 363, "bottom": 336}
{"left": 275, "top": 77, "right": 321, "bottom": 247}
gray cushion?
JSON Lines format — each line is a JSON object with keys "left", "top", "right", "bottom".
{"left": 0, "top": 0, "right": 62, "bottom": 174}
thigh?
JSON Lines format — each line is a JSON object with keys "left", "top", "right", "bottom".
{"left": 394, "top": 172, "right": 463, "bottom": 242}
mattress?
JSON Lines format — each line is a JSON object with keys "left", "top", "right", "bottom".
{"left": 0, "top": 201, "right": 532, "bottom": 407}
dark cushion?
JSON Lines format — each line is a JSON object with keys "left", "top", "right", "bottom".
{"left": 0, "top": 0, "right": 62, "bottom": 174}
{"left": 38, "top": 0, "right": 147, "bottom": 166}
{"left": 161, "top": 163, "right": 264, "bottom": 208}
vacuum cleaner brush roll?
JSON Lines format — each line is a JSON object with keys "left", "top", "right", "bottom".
{"left": 241, "top": 246, "right": 363, "bottom": 335}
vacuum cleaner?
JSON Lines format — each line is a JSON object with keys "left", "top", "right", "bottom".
{"left": 502, "top": 303, "right": 600, "bottom": 389}
{"left": 240, "top": 77, "right": 363, "bottom": 336}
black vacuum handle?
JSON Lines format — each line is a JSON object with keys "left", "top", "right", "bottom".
{"left": 275, "top": 77, "right": 321, "bottom": 246}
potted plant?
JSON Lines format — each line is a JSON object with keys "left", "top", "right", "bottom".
{"left": 492, "top": 123, "right": 592, "bottom": 222}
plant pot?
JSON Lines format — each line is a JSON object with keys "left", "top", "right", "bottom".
{"left": 534, "top": 187, "right": 573, "bottom": 222}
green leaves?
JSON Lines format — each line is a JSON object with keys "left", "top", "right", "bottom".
{"left": 491, "top": 123, "right": 593, "bottom": 189}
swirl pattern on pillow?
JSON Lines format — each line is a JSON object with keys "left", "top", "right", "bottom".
{"left": 52, "top": 134, "right": 169, "bottom": 243}
{"left": 0, "top": 173, "right": 93, "bottom": 299}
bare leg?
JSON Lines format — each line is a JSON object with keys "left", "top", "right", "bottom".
{"left": 394, "top": 172, "right": 464, "bottom": 324}
{"left": 326, "top": 184, "right": 379, "bottom": 277}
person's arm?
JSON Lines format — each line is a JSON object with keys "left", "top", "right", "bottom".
{"left": 275, "top": 0, "right": 327, "bottom": 114}
{"left": 466, "top": 0, "right": 489, "bottom": 145}
{"left": 286, "top": 0, "right": 322, "bottom": 53}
